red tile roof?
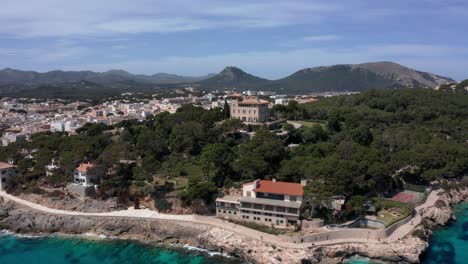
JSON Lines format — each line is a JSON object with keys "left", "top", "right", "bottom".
{"left": 253, "top": 180, "right": 304, "bottom": 196}
{"left": 76, "top": 163, "right": 95, "bottom": 173}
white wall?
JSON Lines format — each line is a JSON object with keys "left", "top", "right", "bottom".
{"left": 242, "top": 183, "right": 256, "bottom": 198}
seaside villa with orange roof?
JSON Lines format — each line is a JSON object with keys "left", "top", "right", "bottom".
{"left": 216, "top": 179, "right": 306, "bottom": 227}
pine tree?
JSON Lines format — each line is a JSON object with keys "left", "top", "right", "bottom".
{"left": 223, "top": 99, "right": 230, "bottom": 119}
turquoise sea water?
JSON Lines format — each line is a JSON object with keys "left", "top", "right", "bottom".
{"left": 345, "top": 202, "right": 468, "bottom": 264}
{"left": 421, "top": 202, "right": 468, "bottom": 264}
{"left": 0, "top": 234, "right": 241, "bottom": 264}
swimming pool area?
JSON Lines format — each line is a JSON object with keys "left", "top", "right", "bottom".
{"left": 328, "top": 218, "right": 386, "bottom": 229}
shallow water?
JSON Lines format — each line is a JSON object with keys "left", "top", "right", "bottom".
{"left": 0, "top": 234, "right": 242, "bottom": 264}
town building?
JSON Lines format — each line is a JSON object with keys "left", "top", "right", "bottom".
{"left": 228, "top": 94, "right": 270, "bottom": 123}
{"left": 216, "top": 179, "right": 305, "bottom": 227}
{"left": 0, "top": 162, "right": 17, "bottom": 190}
{"left": 1, "top": 130, "right": 26, "bottom": 147}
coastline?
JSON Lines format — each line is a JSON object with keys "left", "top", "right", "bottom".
{"left": 0, "top": 229, "right": 237, "bottom": 263}
{"left": 0, "top": 187, "right": 467, "bottom": 264}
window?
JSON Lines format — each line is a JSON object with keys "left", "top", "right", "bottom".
{"left": 234, "top": 212, "right": 237, "bottom": 215}
{"left": 246, "top": 191, "right": 251, "bottom": 197}
{"left": 218, "top": 210, "right": 221, "bottom": 213}
{"left": 1, "top": 178, "right": 5, "bottom": 183}
{"left": 228, "top": 211, "right": 231, "bottom": 214}
{"left": 276, "top": 206, "right": 285, "bottom": 212}
{"left": 290, "top": 196, "right": 297, "bottom": 202}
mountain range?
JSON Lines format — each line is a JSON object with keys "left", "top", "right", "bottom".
{"left": 0, "top": 62, "right": 456, "bottom": 95}
{"left": 197, "top": 62, "right": 455, "bottom": 93}
{"left": 0, "top": 68, "right": 214, "bottom": 87}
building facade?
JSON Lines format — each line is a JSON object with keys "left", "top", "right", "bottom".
{"left": 228, "top": 95, "right": 270, "bottom": 123}
{"left": 216, "top": 179, "right": 305, "bottom": 227}
{"left": 0, "top": 162, "right": 17, "bottom": 190}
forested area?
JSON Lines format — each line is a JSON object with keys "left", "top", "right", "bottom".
{"left": 1, "top": 89, "right": 467, "bottom": 212}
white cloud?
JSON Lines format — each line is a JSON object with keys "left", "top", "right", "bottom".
{"left": 0, "top": 0, "right": 339, "bottom": 38}
{"left": 303, "top": 35, "right": 342, "bottom": 42}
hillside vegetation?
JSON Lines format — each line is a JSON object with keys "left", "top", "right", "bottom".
{"left": 1, "top": 89, "right": 466, "bottom": 217}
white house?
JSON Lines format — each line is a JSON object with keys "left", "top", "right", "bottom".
{"left": 0, "top": 162, "right": 17, "bottom": 190}
{"left": 73, "top": 163, "right": 100, "bottom": 186}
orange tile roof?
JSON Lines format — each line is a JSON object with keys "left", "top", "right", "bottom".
{"left": 0, "top": 162, "right": 16, "bottom": 169}
{"left": 227, "top": 93, "right": 242, "bottom": 97}
{"left": 240, "top": 98, "right": 270, "bottom": 105}
{"left": 253, "top": 180, "right": 304, "bottom": 196}
{"left": 76, "top": 163, "right": 95, "bottom": 173}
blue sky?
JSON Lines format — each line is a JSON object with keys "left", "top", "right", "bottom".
{"left": 0, "top": 0, "right": 467, "bottom": 80}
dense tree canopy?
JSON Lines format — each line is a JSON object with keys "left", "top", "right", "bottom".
{"left": 1, "top": 89, "right": 467, "bottom": 207}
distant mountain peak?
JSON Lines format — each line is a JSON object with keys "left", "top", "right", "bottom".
{"left": 103, "top": 69, "right": 132, "bottom": 76}
{"left": 196, "top": 66, "right": 269, "bottom": 89}
{"left": 219, "top": 66, "right": 247, "bottom": 76}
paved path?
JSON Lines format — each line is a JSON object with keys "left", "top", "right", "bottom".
{"left": 0, "top": 190, "right": 441, "bottom": 248}
{"left": 387, "top": 190, "right": 440, "bottom": 241}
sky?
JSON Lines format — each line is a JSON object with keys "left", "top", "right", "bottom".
{"left": 0, "top": 0, "right": 467, "bottom": 80}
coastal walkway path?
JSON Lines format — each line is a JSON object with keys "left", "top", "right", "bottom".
{"left": 0, "top": 190, "right": 440, "bottom": 249}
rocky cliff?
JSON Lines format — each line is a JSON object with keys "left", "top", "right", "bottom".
{"left": 0, "top": 187, "right": 467, "bottom": 264}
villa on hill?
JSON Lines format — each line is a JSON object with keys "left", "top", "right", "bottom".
{"left": 227, "top": 93, "right": 270, "bottom": 123}
{"left": 66, "top": 162, "right": 102, "bottom": 197}
{"left": 216, "top": 179, "right": 306, "bottom": 227}
{"left": 73, "top": 163, "right": 101, "bottom": 186}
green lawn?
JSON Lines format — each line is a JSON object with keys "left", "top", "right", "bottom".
{"left": 288, "top": 120, "right": 327, "bottom": 129}
{"left": 375, "top": 199, "right": 412, "bottom": 227}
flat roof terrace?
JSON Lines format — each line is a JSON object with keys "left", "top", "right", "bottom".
{"left": 240, "top": 196, "right": 302, "bottom": 209}
{"left": 216, "top": 195, "right": 241, "bottom": 204}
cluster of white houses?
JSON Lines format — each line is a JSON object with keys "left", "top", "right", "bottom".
{"left": 216, "top": 179, "right": 306, "bottom": 227}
